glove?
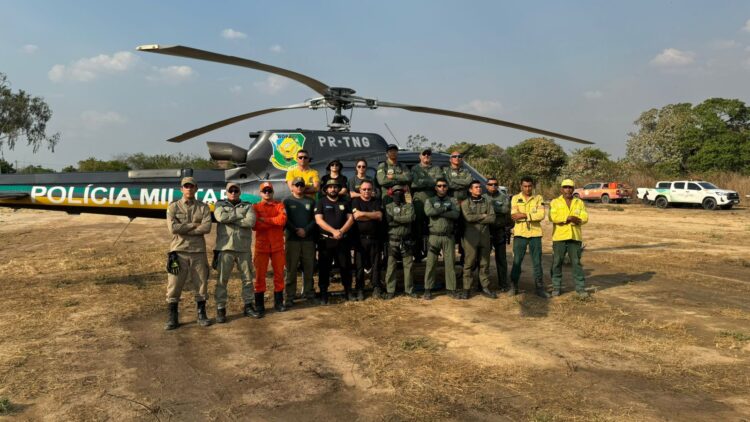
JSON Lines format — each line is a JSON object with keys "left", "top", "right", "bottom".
{"left": 167, "top": 252, "right": 180, "bottom": 275}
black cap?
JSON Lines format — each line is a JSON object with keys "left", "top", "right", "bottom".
{"left": 421, "top": 147, "right": 432, "bottom": 155}
{"left": 386, "top": 144, "right": 398, "bottom": 151}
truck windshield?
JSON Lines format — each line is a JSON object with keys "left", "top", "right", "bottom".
{"left": 698, "top": 182, "right": 718, "bottom": 189}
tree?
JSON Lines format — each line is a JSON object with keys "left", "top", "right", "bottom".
{"left": 17, "top": 164, "right": 55, "bottom": 174}
{"left": 77, "top": 157, "right": 130, "bottom": 172}
{"left": 685, "top": 98, "right": 750, "bottom": 174}
{"left": 405, "top": 134, "right": 446, "bottom": 152}
{"left": 561, "top": 147, "right": 614, "bottom": 181}
{"left": 505, "top": 137, "right": 567, "bottom": 183}
{"left": 0, "top": 158, "right": 15, "bottom": 174}
{"left": 625, "top": 103, "right": 694, "bottom": 176}
{"left": 61, "top": 165, "right": 77, "bottom": 173}
{"left": 0, "top": 73, "right": 60, "bottom": 153}
{"left": 119, "top": 152, "right": 218, "bottom": 170}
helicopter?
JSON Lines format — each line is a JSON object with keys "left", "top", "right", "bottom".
{"left": 0, "top": 44, "right": 592, "bottom": 219}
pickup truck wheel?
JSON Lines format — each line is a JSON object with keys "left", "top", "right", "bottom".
{"left": 600, "top": 194, "right": 610, "bottom": 204}
{"left": 654, "top": 197, "right": 668, "bottom": 209}
{"left": 702, "top": 197, "right": 717, "bottom": 210}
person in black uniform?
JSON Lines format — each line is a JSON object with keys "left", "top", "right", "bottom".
{"left": 314, "top": 179, "right": 355, "bottom": 304}
{"left": 351, "top": 180, "right": 384, "bottom": 300}
{"left": 320, "top": 159, "right": 349, "bottom": 199}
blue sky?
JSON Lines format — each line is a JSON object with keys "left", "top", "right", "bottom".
{"left": 2, "top": 1, "right": 750, "bottom": 169}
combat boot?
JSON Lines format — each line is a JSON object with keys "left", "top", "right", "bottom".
{"left": 216, "top": 307, "right": 227, "bottom": 324}
{"left": 422, "top": 289, "right": 433, "bottom": 300}
{"left": 534, "top": 279, "right": 550, "bottom": 299}
{"left": 508, "top": 282, "right": 519, "bottom": 296}
{"left": 356, "top": 289, "right": 365, "bottom": 301}
{"left": 196, "top": 301, "right": 212, "bottom": 327}
{"left": 551, "top": 289, "right": 562, "bottom": 298}
{"left": 254, "top": 292, "right": 266, "bottom": 318}
{"left": 164, "top": 302, "right": 179, "bottom": 330}
{"left": 576, "top": 290, "right": 591, "bottom": 299}
{"left": 384, "top": 292, "right": 396, "bottom": 300}
{"left": 243, "top": 302, "right": 259, "bottom": 318}
{"left": 460, "top": 289, "right": 470, "bottom": 300}
{"left": 319, "top": 291, "right": 329, "bottom": 306}
{"left": 481, "top": 288, "right": 498, "bottom": 299}
{"left": 274, "top": 292, "right": 287, "bottom": 312}
{"left": 371, "top": 286, "right": 382, "bottom": 299}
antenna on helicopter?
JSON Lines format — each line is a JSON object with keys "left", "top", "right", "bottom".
{"left": 384, "top": 123, "right": 401, "bottom": 147}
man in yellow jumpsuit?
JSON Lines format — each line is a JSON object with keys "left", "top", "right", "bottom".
{"left": 549, "top": 179, "right": 589, "bottom": 298}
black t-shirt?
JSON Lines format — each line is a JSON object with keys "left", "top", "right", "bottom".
{"left": 351, "top": 197, "right": 382, "bottom": 236}
{"left": 314, "top": 196, "right": 352, "bottom": 236}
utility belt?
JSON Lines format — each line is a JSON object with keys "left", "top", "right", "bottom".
{"left": 429, "top": 231, "right": 452, "bottom": 237}
{"left": 387, "top": 236, "right": 414, "bottom": 257}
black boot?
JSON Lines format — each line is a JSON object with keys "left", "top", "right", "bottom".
{"left": 508, "top": 282, "right": 519, "bottom": 296}
{"left": 274, "top": 292, "right": 287, "bottom": 312}
{"left": 243, "top": 302, "right": 259, "bottom": 318}
{"left": 356, "top": 289, "right": 365, "bottom": 301}
{"left": 164, "top": 302, "right": 179, "bottom": 330}
{"left": 345, "top": 286, "right": 356, "bottom": 301}
{"left": 422, "top": 289, "right": 433, "bottom": 300}
{"left": 216, "top": 307, "right": 227, "bottom": 323}
{"left": 319, "top": 291, "right": 329, "bottom": 306}
{"left": 460, "top": 289, "right": 470, "bottom": 300}
{"left": 254, "top": 292, "right": 266, "bottom": 318}
{"left": 535, "top": 280, "right": 550, "bottom": 299}
{"left": 481, "top": 288, "right": 498, "bottom": 299}
{"left": 197, "top": 301, "right": 212, "bottom": 327}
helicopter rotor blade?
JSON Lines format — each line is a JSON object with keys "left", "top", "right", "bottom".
{"left": 137, "top": 44, "right": 330, "bottom": 96}
{"left": 377, "top": 101, "right": 593, "bottom": 145}
{"left": 166, "top": 103, "right": 310, "bottom": 143}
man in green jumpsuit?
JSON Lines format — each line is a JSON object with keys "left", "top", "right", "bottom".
{"left": 376, "top": 144, "right": 412, "bottom": 203}
{"left": 410, "top": 148, "right": 445, "bottom": 261}
{"left": 484, "top": 177, "right": 511, "bottom": 291}
{"left": 460, "top": 180, "right": 497, "bottom": 300}
{"left": 283, "top": 177, "right": 317, "bottom": 307}
{"left": 384, "top": 185, "right": 415, "bottom": 299}
{"left": 423, "top": 178, "right": 460, "bottom": 300}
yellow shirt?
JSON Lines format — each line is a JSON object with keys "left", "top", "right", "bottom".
{"left": 549, "top": 195, "right": 588, "bottom": 241}
{"left": 511, "top": 193, "right": 545, "bottom": 238}
{"left": 286, "top": 167, "right": 320, "bottom": 194}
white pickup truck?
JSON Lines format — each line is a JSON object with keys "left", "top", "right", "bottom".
{"left": 636, "top": 181, "right": 740, "bottom": 210}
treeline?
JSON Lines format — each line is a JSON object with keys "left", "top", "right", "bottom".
{"left": 412, "top": 97, "right": 749, "bottom": 198}
{"left": 0, "top": 153, "right": 221, "bottom": 174}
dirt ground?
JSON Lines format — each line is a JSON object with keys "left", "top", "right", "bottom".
{"left": 1, "top": 203, "right": 749, "bottom": 421}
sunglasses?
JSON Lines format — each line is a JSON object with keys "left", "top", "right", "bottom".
{"left": 261, "top": 189, "right": 273, "bottom": 194}
{"left": 436, "top": 184, "right": 448, "bottom": 188}
{"left": 182, "top": 184, "right": 195, "bottom": 189}
{"left": 356, "top": 165, "right": 367, "bottom": 168}
{"left": 330, "top": 163, "right": 341, "bottom": 167}
{"left": 227, "top": 189, "right": 240, "bottom": 193}
{"left": 297, "top": 156, "right": 309, "bottom": 160}
{"left": 422, "top": 152, "right": 431, "bottom": 156}
{"left": 486, "top": 183, "right": 497, "bottom": 187}
{"left": 451, "top": 154, "right": 463, "bottom": 159}
{"left": 562, "top": 186, "right": 574, "bottom": 189}
{"left": 294, "top": 183, "right": 305, "bottom": 188}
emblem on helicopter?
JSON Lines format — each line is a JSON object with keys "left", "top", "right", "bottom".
{"left": 269, "top": 132, "right": 306, "bottom": 171}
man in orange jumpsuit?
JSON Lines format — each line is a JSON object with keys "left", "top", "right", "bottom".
{"left": 252, "top": 181, "right": 288, "bottom": 317}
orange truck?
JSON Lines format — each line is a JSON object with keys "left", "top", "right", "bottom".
{"left": 573, "top": 182, "right": 632, "bottom": 204}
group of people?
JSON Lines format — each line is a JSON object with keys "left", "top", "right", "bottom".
{"left": 162, "top": 144, "right": 590, "bottom": 330}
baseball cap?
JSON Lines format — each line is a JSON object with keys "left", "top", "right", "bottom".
{"left": 386, "top": 144, "right": 398, "bottom": 151}
{"left": 292, "top": 177, "right": 306, "bottom": 186}
{"left": 180, "top": 177, "right": 196, "bottom": 186}
{"left": 226, "top": 182, "right": 240, "bottom": 191}
{"left": 421, "top": 148, "right": 432, "bottom": 155}
{"left": 561, "top": 179, "right": 575, "bottom": 188}
{"left": 324, "top": 178, "right": 341, "bottom": 187}
{"left": 392, "top": 184, "right": 405, "bottom": 192}
{"left": 259, "top": 181, "right": 274, "bottom": 191}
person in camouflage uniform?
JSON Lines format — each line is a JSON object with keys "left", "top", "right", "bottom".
{"left": 423, "top": 178, "right": 460, "bottom": 300}
{"left": 460, "top": 180, "right": 497, "bottom": 300}
{"left": 443, "top": 151, "right": 472, "bottom": 202}
{"left": 484, "top": 177, "right": 511, "bottom": 291}
{"left": 376, "top": 144, "right": 412, "bottom": 203}
{"left": 213, "top": 182, "right": 257, "bottom": 323}
{"left": 409, "top": 148, "right": 445, "bottom": 261}
{"left": 384, "top": 185, "right": 416, "bottom": 299}
{"left": 164, "top": 176, "right": 213, "bottom": 330}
